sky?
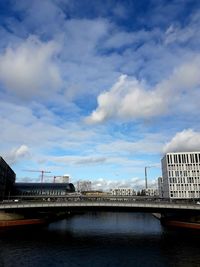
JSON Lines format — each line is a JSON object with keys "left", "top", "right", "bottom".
{"left": 1, "top": 0, "right": 200, "bottom": 191}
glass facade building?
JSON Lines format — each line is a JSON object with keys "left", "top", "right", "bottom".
{"left": 14, "top": 182, "right": 75, "bottom": 196}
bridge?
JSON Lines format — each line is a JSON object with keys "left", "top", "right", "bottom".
{"left": 1, "top": 196, "right": 200, "bottom": 214}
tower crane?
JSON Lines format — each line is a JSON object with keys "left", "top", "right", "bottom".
{"left": 23, "top": 170, "right": 51, "bottom": 183}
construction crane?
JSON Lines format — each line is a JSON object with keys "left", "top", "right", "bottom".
{"left": 23, "top": 170, "right": 51, "bottom": 183}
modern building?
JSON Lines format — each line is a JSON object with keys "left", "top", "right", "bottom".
{"left": 0, "top": 156, "right": 16, "bottom": 200}
{"left": 76, "top": 180, "right": 92, "bottom": 192}
{"left": 144, "top": 188, "right": 158, "bottom": 197}
{"left": 110, "top": 188, "right": 136, "bottom": 196}
{"left": 13, "top": 182, "right": 75, "bottom": 196}
{"left": 161, "top": 152, "right": 200, "bottom": 199}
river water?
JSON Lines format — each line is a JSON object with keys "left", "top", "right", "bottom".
{"left": 0, "top": 212, "right": 200, "bottom": 267}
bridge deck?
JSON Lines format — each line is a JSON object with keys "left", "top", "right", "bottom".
{"left": 1, "top": 200, "right": 200, "bottom": 213}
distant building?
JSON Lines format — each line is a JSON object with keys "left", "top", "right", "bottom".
{"left": 158, "top": 177, "right": 164, "bottom": 198}
{"left": 0, "top": 156, "right": 16, "bottom": 199}
{"left": 144, "top": 188, "right": 158, "bottom": 197}
{"left": 110, "top": 188, "right": 136, "bottom": 196}
{"left": 161, "top": 152, "right": 200, "bottom": 199}
{"left": 56, "top": 174, "right": 70, "bottom": 183}
{"left": 14, "top": 182, "right": 75, "bottom": 196}
{"left": 76, "top": 180, "right": 92, "bottom": 192}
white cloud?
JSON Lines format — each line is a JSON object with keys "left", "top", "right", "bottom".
{"left": 91, "top": 177, "right": 157, "bottom": 191}
{"left": 52, "top": 155, "right": 107, "bottom": 165}
{"left": 97, "top": 137, "right": 164, "bottom": 155}
{"left": 86, "top": 56, "right": 200, "bottom": 123}
{"left": 4, "top": 145, "right": 30, "bottom": 165}
{"left": 164, "top": 10, "right": 200, "bottom": 46}
{"left": 85, "top": 74, "right": 166, "bottom": 123}
{"left": 0, "top": 100, "right": 97, "bottom": 165}
{"left": 103, "top": 29, "right": 154, "bottom": 50}
{"left": 163, "top": 129, "right": 200, "bottom": 153}
{"left": 0, "top": 36, "right": 62, "bottom": 101}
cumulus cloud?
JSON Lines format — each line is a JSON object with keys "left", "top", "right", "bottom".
{"left": 4, "top": 145, "right": 30, "bottom": 165}
{"left": 86, "top": 74, "right": 164, "bottom": 123}
{"left": 163, "top": 129, "right": 200, "bottom": 153}
{"left": 0, "top": 36, "right": 62, "bottom": 100}
{"left": 86, "top": 56, "right": 200, "bottom": 123}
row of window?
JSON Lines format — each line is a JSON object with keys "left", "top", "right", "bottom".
{"left": 167, "top": 153, "right": 200, "bottom": 165}
{"left": 168, "top": 177, "right": 200, "bottom": 183}
{"left": 170, "top": 190, "right": 200, "bottom": 198}
{"left": 169, "top": 183, "right": 200, "bottom": 190}
{"left": 167, "top": 165, "right": 200, "bottom": 171}
{"left": 19, "top": 190, "right": 67, "bottom": 196}
{"left": 168, "top": 170, "right": 200, "bottom": 177}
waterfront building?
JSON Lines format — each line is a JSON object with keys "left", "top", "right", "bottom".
{"left": 0, "top": 156, "right": 16, "bottom": 200}
{"left": 110, "top": 188, "right": 136, "bottom": 196}
{"left": 161, "top": 152, "right": 200, "bottom": 199}
{"left": 158, "top": 177, "right": 164, "bottom": 198}
{"left": 76, "top": 180, "right": 92, "bottom": 192}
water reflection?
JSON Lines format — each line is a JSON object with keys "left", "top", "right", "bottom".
{"left": 0, "top": 212, "right": 199, "bottom": 267}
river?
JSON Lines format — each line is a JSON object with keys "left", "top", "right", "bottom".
{"left": 0, "top": 212, "right": 200, "bottom": 267}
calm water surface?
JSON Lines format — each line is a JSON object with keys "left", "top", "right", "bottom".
{"left": 0, "top": 212, "right": 200, "bottom": 267}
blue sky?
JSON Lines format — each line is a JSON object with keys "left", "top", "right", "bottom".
{"left": 1, "top": 0, "right": 200, "bottom": 190}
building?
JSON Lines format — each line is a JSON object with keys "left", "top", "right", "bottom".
{"left": 158, "top": 177, "right": 164, "bottom": 198}
{"left": 55, "top": 174, "right": 70, "bottom": 183}
{"left": 0, "top": 156, "right": 16, "bottom": 200}
{"left": 110, "top": 188, "right": 136, "bottom": 196}
{"left": 161, "top": 152, "right": 200, "bottom": 199}
{"left": 13, "top": 182, "right": 75, "bottom": 196}
{"left": 144, "top": 188, "right": 158, "bottom": 197}
{"left": 76, "top": 180, "right": 92, "bottom": 192}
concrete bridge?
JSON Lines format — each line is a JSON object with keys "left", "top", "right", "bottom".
{"left": 1, "top": 196, "right": 200, "bottom": 214}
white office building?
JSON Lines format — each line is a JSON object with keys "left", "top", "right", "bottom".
{"left": 144, "top": 188, "right": 158, "bottom": 197}
{"left": 110, "top": 188, "right": 136, "bottom": 196}
{"left": 161, "top": 152, "right": 200, "bottom": 199}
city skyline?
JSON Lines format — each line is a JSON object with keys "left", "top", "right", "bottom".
{"left": 0, "top": 0, "right": 200, "bottom": 189}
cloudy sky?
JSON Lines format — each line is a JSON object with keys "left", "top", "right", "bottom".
{"left": 0, "top": 0, "right": 200, "bottom": 190}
